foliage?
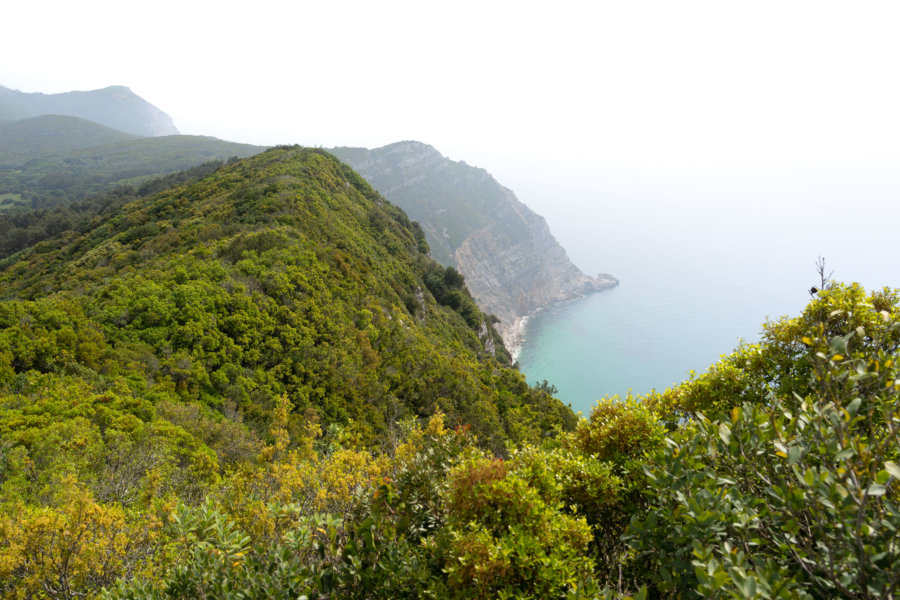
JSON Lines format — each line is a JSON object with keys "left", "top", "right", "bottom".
{"left": 628, "top": 283, "right": 900, "bottom": 598}
{"left": 0, "top": 159, "right": 240, "bottom": 259}
{"left": 2, "top": 139, "right": 898, "bottom": 598}
{"left": 0, "top": 147, "right": 570, "bottom": 450}
{"left": 0, "top": 147, "right": 578, "bottom": 597}
{"left": 0, "top": 477, "right": 165, "bottom": 600}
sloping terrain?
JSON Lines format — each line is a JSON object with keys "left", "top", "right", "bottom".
{"left": 0, "top": 146, "right": 572, "bottom": 448}
{"left": 0, "top": 114, "right": 263, "bottom": 212}
{"left": 0, "top": 114, "right": 139, "bottom": 162}
{"left": 331, "top": 141, "right": 617, "bottom": 347}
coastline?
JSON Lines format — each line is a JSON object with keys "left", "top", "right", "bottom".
{"left": 506, "top": 315, "right": 530, "bottom": 363}
{"left": 505, "top": 277, "right": 619, "bottom": 365}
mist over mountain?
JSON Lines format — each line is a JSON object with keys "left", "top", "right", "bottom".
{"left": 0, "top": 84, "right": 178, "bottom": 136}
{"left": 330, "top": 141, "right": 617, "bottom": 349}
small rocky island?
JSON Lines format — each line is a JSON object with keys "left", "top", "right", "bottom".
{"left": 330, "top": 141, "right": 618, "bottom": 353}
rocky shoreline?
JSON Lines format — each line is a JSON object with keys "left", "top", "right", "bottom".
{"left": 504, "top": 274, "right": 619, "bottom": 363}
{"left": 506, "top": 315, "right": 530, "bottom": 363}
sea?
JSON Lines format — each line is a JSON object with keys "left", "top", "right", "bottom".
{"left": 513, "top": 164, "right": 900, "bottom": 416}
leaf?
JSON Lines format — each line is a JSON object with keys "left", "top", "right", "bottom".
{"left": 866, "top": 484, "right": 886, "bottom": 496}
{"left": 885, "top": 461, "right": 900, "bottom": 479}
{"left": 834, "top": 448, "right": 855, "bottom": 461}
{"left": 829, "top": 333, "right": 850, "bottom": 355}
{"left": 804, "top": 469, "right": 815, "bottom": 486}
{"left": 832, "top": 354, "right": 844, "bottom": 361}
{"left": 718, "top": 423, "right": 731, "bottom": 445}
{"left": 801, "top": 336, "right": 814, "bottom": 346}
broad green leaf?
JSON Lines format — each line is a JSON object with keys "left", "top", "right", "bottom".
{"left": 804, "top": 469, "right": 815, "bottom": 486}
{"left": 718, "top": 423, "right": 731, "bottom": 445}
{"left": 866, "top": 484, "right": 886, "bottom": 496}
{"left": 885, "top": 461, "right": 900, "bottom": 479}
{"left": 829, "top": 334, "right": 849, "bottom": 355}
{"left": 834, "top": 448, "right": 855, "bottom": 461}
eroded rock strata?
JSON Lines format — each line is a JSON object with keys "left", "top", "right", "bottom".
{"left": 330, "top": 141, "right": 617, "bottom": 350}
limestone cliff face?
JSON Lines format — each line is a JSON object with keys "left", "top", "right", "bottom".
{"left": 454, "top": 190, "right": 617, "bottom": 347}
{"left": 330, "top": 141, "right": 617, "bottom": 350}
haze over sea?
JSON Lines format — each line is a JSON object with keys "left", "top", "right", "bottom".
{"left": 514, "top": 165, "right": 900, "bottom": 416}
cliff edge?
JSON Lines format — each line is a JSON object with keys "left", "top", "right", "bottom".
{"left": 330, "top": 141, "right": 617, "bottom": 353}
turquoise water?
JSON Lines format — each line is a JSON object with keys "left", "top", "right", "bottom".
{"left": 515, "top": 167, "right": 900, "bottom": 415}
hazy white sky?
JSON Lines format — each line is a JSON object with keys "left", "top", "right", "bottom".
{"left": 4, "top": 0, "right": 900, "bottom": 182}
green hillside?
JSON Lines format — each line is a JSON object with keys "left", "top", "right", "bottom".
{"left": 0, "top": 145, "right": 565, "bottom": 443}
{"left": 0, "top": 122, "right": 264, "bottom": 213}
{"left": 331, "top": 142, "right": 499, "bottom": 266}
{"left": 0, "top": 144, "right": 897, "bottom": 598}
{"left": 0, "top": 114, "right": 139, "bottom": 162}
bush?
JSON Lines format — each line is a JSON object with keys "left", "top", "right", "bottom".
{"left": 626, "top": 284, "right": 900, "bottom": 598}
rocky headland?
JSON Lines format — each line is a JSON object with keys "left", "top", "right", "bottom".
{"left": 330, "top": 141, "right": 618, "bottom": 353}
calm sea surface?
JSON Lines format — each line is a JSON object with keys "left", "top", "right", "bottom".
{"left": 514, "top": 166, "right": 900, "bottom": 416}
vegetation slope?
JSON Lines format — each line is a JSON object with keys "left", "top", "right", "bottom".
{"left": 0, "top": 146, "right": 896, "bottom": 599}
{"left": 0, "top": 115, "right": 264, "bottom": 214}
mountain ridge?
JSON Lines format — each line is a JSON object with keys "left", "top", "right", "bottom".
{"left": 0, "top": 146, "right": 572, "bottom": 450}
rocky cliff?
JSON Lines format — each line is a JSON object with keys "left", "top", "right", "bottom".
{"left": 330, "top": 141, "right": 617, "bottom": 352}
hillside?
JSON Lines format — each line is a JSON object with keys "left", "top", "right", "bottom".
{"left": 0, "top": 84, "right": 178, "bottom": 136}
{"left": 0, "top": 145, "right": 897, "bottom": 598}
{"left": 0, "top": 114, "right": 139, "bottom": 162}
{"left": 330, "top": 141, "right": 617, "bottom": 349}
{"left": 0, "top": 146, "right": 570, "bottom": 447}
{"left": 0, "top": 115, "right": 264, "bottom": 213}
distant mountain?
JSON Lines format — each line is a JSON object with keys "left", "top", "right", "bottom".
{"left": 0, "top": 114, "right": 139, "bottom": 163}
{"left": 330, "top": 141, "right": 618, "bottom": 350}
{"left": 0, "top": 114, "right": 264, "bottom": 212}
{"left": 0, "top": 84, "right": 178, "bottom": 136}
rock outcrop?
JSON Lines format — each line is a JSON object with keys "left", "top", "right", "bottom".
{"left": 330, "top": 141, "right": 617, "bottom": 352}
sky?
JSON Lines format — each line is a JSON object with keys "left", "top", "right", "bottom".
{"left": 3, "top": 1, "right": 899, "bottom": 272}
{"left": 4, "top": 1, "right": 900, "bottom": 175}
